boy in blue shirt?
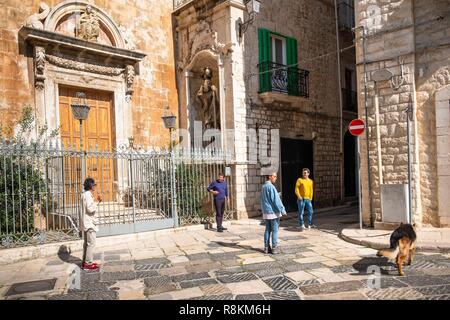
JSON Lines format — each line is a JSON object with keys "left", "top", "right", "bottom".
{"left": 260, "top": 173, "right": 286, "bottom": 254}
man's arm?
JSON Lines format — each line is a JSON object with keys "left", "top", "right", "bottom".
{"left": 295, "top": 179, "right": 302, "bottom": 200}
{"left": 225, "top": 183, "right": 228, "bottom": 198}
{"left": 85, "top": 194, "right": 97, "bottom": 214}
{"left": 271, "top": 185, "right": 286, "bottom": 214}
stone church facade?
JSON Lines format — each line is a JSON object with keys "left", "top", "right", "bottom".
{"left": 173, "top": 0, "right": 356, "bottom": 218}
{"left": 1, "top": 0, "right": 178, "bottom": 149}
{"left": 355, "top": 0, "right": 450, "bottom": 227}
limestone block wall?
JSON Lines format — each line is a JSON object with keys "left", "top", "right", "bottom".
{"left": 355, "top": 0, "right": 450, "bottom": 227}
{"left": 0, "top": 0, "right": 178, "bottom": 148}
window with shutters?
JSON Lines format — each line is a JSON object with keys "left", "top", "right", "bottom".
{"left": 258, "top": 28, "right": 309, "bottom": 98}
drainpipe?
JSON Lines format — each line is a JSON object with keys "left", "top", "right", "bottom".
{"left": 334, "top": 0, "right": 344, "bottom": 204}
{"left": 374, "top": 83, "right": 383, "bottom": 185}
{"left": 353, "top": 25, "right": 375, "bottom": 227}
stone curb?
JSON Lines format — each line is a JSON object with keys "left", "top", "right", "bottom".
{"left": 339, "top": 229, "right": 450, "bottom": 253}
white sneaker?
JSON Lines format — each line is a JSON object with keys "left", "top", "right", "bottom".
{"left": 307, "top": 225, "right": 311, "bottom": 230}
{"left": 300, "top": 224, "right": 306, "bottom": 230}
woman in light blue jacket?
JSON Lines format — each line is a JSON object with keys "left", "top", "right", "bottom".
{"left": 260, "top": 173, "right": 286, "bottom": 254}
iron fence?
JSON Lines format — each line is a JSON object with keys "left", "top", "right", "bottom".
{"left": 0, "top": 141, "right": 235, "bottom": 248}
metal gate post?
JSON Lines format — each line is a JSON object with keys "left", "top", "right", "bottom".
{"left": 170, "top": 149, "right": 179, "bottom": 227}
{"left": 129, "top": 151, "right": 136, "bottom": 225}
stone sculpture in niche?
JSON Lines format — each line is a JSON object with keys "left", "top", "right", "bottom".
{"left": 196, "top": 67, "right": 220, "bottom": 129}
{"left": 76, "top": 5, "right": 100, "bottom": 42}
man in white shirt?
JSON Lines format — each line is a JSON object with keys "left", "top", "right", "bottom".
{"left": 81, "top": 178, "right": 102, "bottom": 270}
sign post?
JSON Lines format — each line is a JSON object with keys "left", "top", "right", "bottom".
{"left": 349, "top": 119, "right": 366, "bottom": 229}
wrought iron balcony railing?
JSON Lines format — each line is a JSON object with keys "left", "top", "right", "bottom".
{"left": 342, "top": 88, "right": 357, "bottom": 112}
{"left": 173, "top": 0, "right": 195, "bottom": 11}
{"left": 258, "top": 61, "right": 310, "bottom": 98}
{"left": 338, "top": 0, "right": 355, "bottom": 30}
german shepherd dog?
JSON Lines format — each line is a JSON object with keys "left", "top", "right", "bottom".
{"left": 376, "top": 223, "right": 417, "bottom": 276}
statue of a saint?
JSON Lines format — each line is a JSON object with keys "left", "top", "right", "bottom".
{"left": 196, "top": 67, "right": 220, "bottom": 129}
{"left": 76, "top": 5, "right": 100, "bottom": 42}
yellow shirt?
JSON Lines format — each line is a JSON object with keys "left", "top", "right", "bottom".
{"left": 295, "top": 178, "right": 313, "bottom": 200}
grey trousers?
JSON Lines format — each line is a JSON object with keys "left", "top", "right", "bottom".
{"left": 82, "top": 229, "right": 96, "bottom": 264}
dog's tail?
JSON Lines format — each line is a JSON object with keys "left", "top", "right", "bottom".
{"left": 376, "top": 247, "right": 399, "bottom": 260}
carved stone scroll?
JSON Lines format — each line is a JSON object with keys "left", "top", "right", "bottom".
{"left": 34, "top": 46, "right": 46, "bottom": 90}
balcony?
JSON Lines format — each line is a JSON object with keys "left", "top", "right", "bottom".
{"left": 338, "top": 0, "right": 355, "bottom": 31}
{"left": 173, "top": 0, "right": 194, "bottom": 11}
{"left": 258, "top": 61, "right": 309, "bottom": 102}
{"left": 342, "top": 88, "right": 357, "bottom": 112}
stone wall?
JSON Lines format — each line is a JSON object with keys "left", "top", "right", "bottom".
{"left": 355, "top": 0, "right": 450, "bottom": 227}
{"left": 0, "top": 0, "right": 178, "bottom": 148}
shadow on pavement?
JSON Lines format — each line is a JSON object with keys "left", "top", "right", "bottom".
{"left": 57, "top": 245, "right": 83, "bottom": 267}
{"left": 352, "top": 256, "right": 396, "bottom": 276}
{"left": 213, "top": 241, "right": 264, "bottom": 253}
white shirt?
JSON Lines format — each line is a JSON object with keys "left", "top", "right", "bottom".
{"left": 81, "top": 191, "right": 99, "bottom": 232}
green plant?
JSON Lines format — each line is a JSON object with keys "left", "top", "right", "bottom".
{"left": 0, "top": 106, "right": 60, "bottom": 238}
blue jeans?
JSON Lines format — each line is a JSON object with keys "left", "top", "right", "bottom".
{"left": 298, "top": 199, "right": 313, "bottom": 226}
{"left": 264, "top": 218, "right": 280, "bottom": 248}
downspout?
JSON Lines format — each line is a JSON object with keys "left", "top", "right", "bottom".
{"left": 354, "top": 25, "right": 375, "bottom": 227}
{"left": 334, "top": 0, "right": 344, "bottom": 204}
{"left": 374, "top": 83, "right": 383, "bottom": 185}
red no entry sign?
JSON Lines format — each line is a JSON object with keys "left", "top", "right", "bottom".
{"left": 348, "top": 119, "right": 365, "bottom": 136}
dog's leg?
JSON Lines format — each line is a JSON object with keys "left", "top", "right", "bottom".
{"left": 397, "top": 238, "right": 409, "bottom": 276}
{"left": 408, "top": 245, "right": 416, "bottom": 266}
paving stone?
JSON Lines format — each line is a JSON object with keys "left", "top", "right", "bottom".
{"left": 420, "top": 294, "right": 450, "bottom": 300}
{"left": 263, "top": 276, "right": 298, "bottom": 291}
{"left": 135, "top": 271, "right": 159, "bottom": 279}
{"left": 134, "top": 258, "right": 170, "bottom": 265}
{"left": 103, "top": 260, "right": 134, "bottom": 267}
{"left": 104, "top": 255, "right": 121, "bottom": 261}
{"left": 103, "top": 249, "right": 130, "bottom": 255}
{"left": 103, "top": 265, "right": 134, "bottom": 273}
{"left": 187, "top": 253, "right": 211, "bottom": 261}
{"left": 46, "top": 260, "right": 64, "bottom": 266}
{"left": 364, "top": 287, "right": 424, "bottom": 300}
{"left": 373, "top": 278, "right": 410, "bottom": 289}
{"left": 235, "top": 294, "right": 265, "bottom": 300}
{"left": 299, "top": 280, "right": 364, "bottom": 295}
{"left": 86, "top": 290, "right": 118, "bottom": 300}
{"left": 280, "top": 246, "right": 313, "bottom": 254}
{"left": 190, "top": 294, "right": 234, "bottom": 300}
{"left": 254, "top": 268, "right": 286, "bottom": 278}
{"left": 200, "top": 284, "right": 231, "bottom": 296}
{"left": 220, "top": 259, "right": 242, "bottom": 267}
{"left": 144, "top": 283, "right": 178, "bottom": 295}
{"left": 283, "top": 262, "right": 326, "bottom": 272}
{"left": 297, "top": 279, "right": 321, "bottom": 287}
{"left": 400, "top": 275, "right": 450, "bottom": 287}
{"left": 78, "top": 281, "right": 115, "bottom": 292}
{"left": 279, "top": 236, "right": 307, "bottom": 241}
{"left": 330, "top": 265, "right": 358, "bottom": 274}
{"left": 169, "top": 287, "right": 204, "bottom": 300}
{"left": 101, "top": 272, "right": 136, "bottom": 282}
{"left": 5, "top": 278, "right": 57, "bottom": 296}
{"left": 134, "top": 263, "right": 169, "bottom": 271}
{"left": 48, "top": 292, "right": 87, "bottom": 300}
{"left": 217, "top": 273, "right": 259, "bottom": 284}
{"left": 214, "top": 268, "right": 244, "bottom": 277}
{"left": 144, "top": 276, "right": 172, "bottom": 288}
{"left": 226, "top": 280, "right": 273, "bottom": 295}
{"left": 285, "top": 270, "right": 317, "bottom": 282}
{"left": 171, "top": 272, "right": 210, "bottom": 283}
{"left": 180, "top": 278, "right": 219, "bottom": 289}
{"left": 414, "top": 285, "right": 450, "bottom": 296}
{"left": 263, "top": 290, "right": 301, "bottom": 300}
{"left": 81, "top": 272, "right": 101, "bottom": 283}
{"left": 304, "top": 291, "right": 368, "bottom": 300}
{"left": 242, "top": 262, "right": 281, "bottom": 272}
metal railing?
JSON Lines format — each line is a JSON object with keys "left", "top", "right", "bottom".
{"left": 0, "top": 140, "right": 235, "bottom": 248}
{"left": 258, "top": 61, "right": 310, "bottom": 98}
{"left": 338, "top": 0, "right": 355, "bottom": 30}
{"left": 342, "top": 88, "right": 357, "bottom": 112}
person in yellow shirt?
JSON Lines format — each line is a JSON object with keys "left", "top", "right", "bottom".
{"left": 295, "top": 168, "right": 316, "bottom": 230}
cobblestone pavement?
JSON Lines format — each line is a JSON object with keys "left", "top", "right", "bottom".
{"left": 0, "top": 207, "right": 449, "bottom": 300}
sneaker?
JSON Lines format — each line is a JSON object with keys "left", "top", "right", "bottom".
{"left": 82, "top": 262, "right": 99, "bottom": 270}
{"left": 264, "top": 247, "right": 270, "bottom": 254}
{"left": 271, "top": 247, "right": 279, "bottom": 255}
{"left": 308, "top": 224, "right": 317, "bottom": 229}
{"left": 217, "top": 228, "right": 223, "bottom": 233}
{"left": 221, "top": 226, "right": 228, "bottom": 231}
{"left": 300, "top": 224, "right": 306, "bottom": 230}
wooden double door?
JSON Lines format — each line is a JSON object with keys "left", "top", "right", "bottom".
{"left": 59, "top": 86, "right": 115, "bottom": 202}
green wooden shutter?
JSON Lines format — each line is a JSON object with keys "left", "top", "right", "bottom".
{"left": 258, "top": 28, "right": 271, "bottom": 93}
{"left": 286, "top": 36, "right": 299, "bottom": 96}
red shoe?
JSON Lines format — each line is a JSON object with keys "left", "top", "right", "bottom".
{"left": 82, "top": 262, "right": 99, "bottom": 270}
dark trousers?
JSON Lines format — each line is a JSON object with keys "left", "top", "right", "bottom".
{"left": 214, "top": 198, "right": 226, "bottom": 228}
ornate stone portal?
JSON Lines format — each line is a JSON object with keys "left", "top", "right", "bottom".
{"left": 20, "top": 1, "right": 146, "bottom": 147}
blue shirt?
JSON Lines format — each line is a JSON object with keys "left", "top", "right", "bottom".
{"left": 261, "top": 181, "right": 286, "bottom": 219}
{"left": 207, "top": 180, "right": 228, "bottom": 200}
